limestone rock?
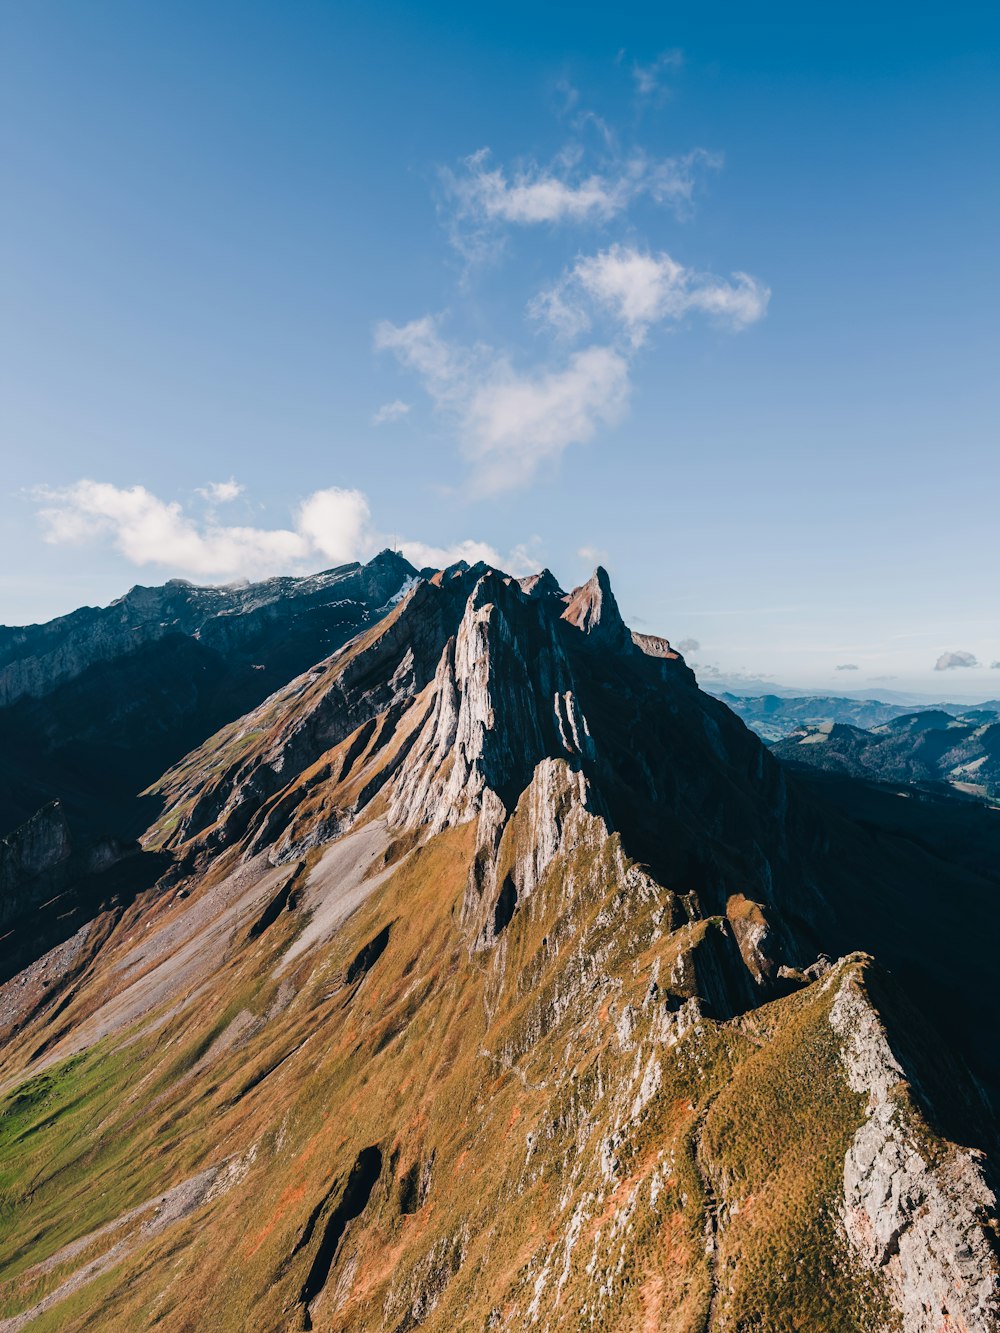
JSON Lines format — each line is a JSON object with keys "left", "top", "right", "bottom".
{"left": 830, "top": 965, "right": 1000, "bottom": 1332}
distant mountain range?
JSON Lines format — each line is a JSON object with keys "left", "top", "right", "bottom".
{"left": 717, "top": 691, "right": 999, "bottom": 743}
{"left": 703, "top": 677, "right": 998, "bottom": 708}
{"left": 0, "top": 556, "right": 996, "bottom": 1330}
{"left": 772, "top": 708, "right": 1000, "bottom": 802}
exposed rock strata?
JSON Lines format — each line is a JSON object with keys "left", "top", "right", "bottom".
{"left": 0, "top": 560, "right": 996, "bottom": 1331}
{"left": 830, "top": 967, "right": 1000, "bottom": 1331}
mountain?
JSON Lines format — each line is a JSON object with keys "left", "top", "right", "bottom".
{"left": 0, "top": 561, "right": 996, "bottom": 1331}
{"left": 0, "top": 551, "right": 417, "bottom": 843}
{"left": 773, "top": 709, "right": 1000, "bottom": 801}
{"left": 716, "top": 692, "right": 996, "bottom": 744}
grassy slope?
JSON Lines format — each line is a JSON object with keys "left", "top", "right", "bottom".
{"left": 0, "top": 775, "right": 921, "bottom": 1333}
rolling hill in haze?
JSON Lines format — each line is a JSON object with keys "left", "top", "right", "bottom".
{"left": 772, "top": 709, "right": 1000, "bottom": 802}
{"left": 0, "top": 557, "right": 997, "bottom": 1331}
{"left": 716, "top": 692, "right": 998, "bottom": 744}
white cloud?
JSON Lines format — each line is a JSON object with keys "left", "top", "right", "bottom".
{"left": 376, "top": 316, "right": 629, "bottom": 493}
{"left": 376, "top": 246, "right": 766, "bottom": 491}
{"left": 374, "top": 316, "right": 472, "bottom": 406}
{"left": 677, "top": 638, "right": 700, "bottom": 654}
{"left": 451, "top": 148, "right": 624, "bottom": 225}
{"left": 35, "top": 480, "right": 523, "bottom": 584}
{"left": 934, "top": 650, "right": 980, "bottom": 671}
{"left": 633, "top": 49, "right": 684, "bottom": 99}
{"left": 296, "top": 487, "right": 373, "bottom": 566}
{"left": 196, "top": 479, "right": 244, "bottom": 503}
{"left": 466, "top": 346, "right": 629, "bottom": 493}
{"left": 533, "top": 244, "right": 770, "bottom": 346}
{"left": 376, "top": 99, "right": 766, "bottom": 494}
{"left": 399, "top": 538, "right": 501, "bottom": 570}
{"left": 35, "top": 481, "right": 361, "bottom": 580}
{"left": 835, "top": 663, "right": 859, "bottom": 671}
{"left": 443, "top": 146, "right": 720, "bottom": 255}
{"left": 577, "top": 544, "right": 609, "bottom": 566}
{"left": 371, "top": 399, "right": 412, "bottom": 426}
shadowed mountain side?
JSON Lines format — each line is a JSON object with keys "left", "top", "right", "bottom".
{"left": 0, "top": 552, "right": 416, "bottom": 843}
{"left": 773, "top": 710, "right": 1000, "bottom": 801}
{"left": 0, "top": 560, "right": 995, "bottom": 1332}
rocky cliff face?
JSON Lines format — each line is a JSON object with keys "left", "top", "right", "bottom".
{"left": 0, "top": 801, "right": 125, "bottom": 933}
{"left": 0, "top": 560, "right": 995, "bottom": 1332}
{"left": 830, "top": 970, "right": 999, "bottom": 1332}
{"left": 0, "top": 551, "right": 417, "bottom": 844}
{"left": 0, "top": 551, "right": 415, "bottom": 708}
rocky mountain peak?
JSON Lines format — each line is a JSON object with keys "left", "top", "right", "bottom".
{"left": 0, "top": 553, "right": 997, "bottom": 1332}
{"left": 517, "top": 568, "right": 565, "bottom": 600}
{"left": 388, "top": 567, "right": 593, "bottom": 834}
{"left": 560, "top": 565, "right": 635, "bottom": 655}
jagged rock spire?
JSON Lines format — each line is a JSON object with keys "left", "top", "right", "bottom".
{"left": 561, "top": 566, "right": 635, "bottom": 655}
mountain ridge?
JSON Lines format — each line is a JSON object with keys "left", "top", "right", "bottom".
{"left": 0, "top": 558, "right": 996, "bottom": 1331}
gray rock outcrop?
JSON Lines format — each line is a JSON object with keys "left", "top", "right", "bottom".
{"left": 830, "top": 967, "right": 1000, "bottom": 1331}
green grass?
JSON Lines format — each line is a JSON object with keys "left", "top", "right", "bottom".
{"left": 703, "top": 968, "right": 897, "bottom": 1331}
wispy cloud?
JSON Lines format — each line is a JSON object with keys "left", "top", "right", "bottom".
{"left": 371, "top": 399, "right": 412, "bottom": 426}
{"left": 676, "top": 637, "right": 700, "bottom": 654}
{"left": 400, "top": 536, "right": 539, "bottom": 575}
{"left": 577, "top": 544, "right": 610, "bottom": 566}
{"left": 934, "top": 650, "right": 980, "bottom": 671}
{"left": 532, "top": 243, "right": 769, "bottom": 346}
{"left": 34, "top": 480, "right": 525, "bottom": 583}
{"left": 377, "top": 69, "right": 766, "bottom": 495}
{"left": 442, "top": 146, "right": 720, "bottom": 261}
{"left": 376, "top": 316, "right": 629, "bottom": 493}
{"left": 632, "top": 49, "right": 684, "bottom": 100}
{"left": 835, "top": 663, "right": 859, "bottom": 671}
{"left": 378, "top": 244, "right": 766, "bottom": 492}
{"left": 195, "top": 479, "right": 244, "bottom": 503}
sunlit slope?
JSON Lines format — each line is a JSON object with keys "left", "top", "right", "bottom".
{"left": 0, "top": 562, "right": 995, "bottom": 1331}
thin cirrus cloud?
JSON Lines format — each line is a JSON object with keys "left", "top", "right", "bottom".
{"left": 632, "top": 49, "right": 684, "bottom": 100}
{"left": 371, "top": 399, "right": 412, "bottom": 426}
{"left": 577, "top": 543, "right": 610, "bottom": 566}
{"left": 934, "top": 651, "right": 980, "bottom": 671}
{"left": 33, "top": 480, "right": 527, "bottom": 583}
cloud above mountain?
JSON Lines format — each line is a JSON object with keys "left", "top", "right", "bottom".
{"left": 377, "top": 86, "right": 766, "bottom": 493}
{"left": 442, "top": 144, "right": 719, "bottom": 243}
{"left": 375, "top": 317, "right": 630, "bottom": 493}
{"left": 934, "top": 651, "right": 980, "bottom": 671}
{"left": 376, "top": 244, "right": 766, "bottom": 493}
{"left": 33, "top": 480, "right": 529, "bottom": 582}
{"left": 531, "top": 244, "right": 769, "bottom": 347}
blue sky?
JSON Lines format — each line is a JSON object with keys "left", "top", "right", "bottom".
{"left": 2, "top": 1, "right": 998, "bottom": 694}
